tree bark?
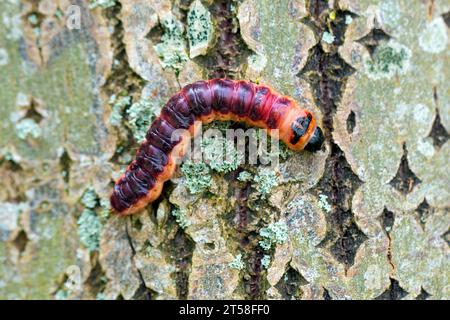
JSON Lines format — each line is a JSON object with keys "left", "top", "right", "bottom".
{"left": 0, "top": 0, "right": 448, "bottom": 300}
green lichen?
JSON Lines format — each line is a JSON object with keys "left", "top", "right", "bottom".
{"left": 253, "top": 168, "right": 279, "bottom": 199}
{"left": 15, "top": 118, "right": 42, "bottom": 139}
{"left": 80, "top": 187, "right": 98, "bottom": 209}
{"left": 228, "top": 253, "right": 245, "bottom": 270}
{"left": 171, "top": 208, "right": 191, "bottom": 229}
{"left": 55, "top": 8, "right": 64, "bottom": 19}
{"left": 27, "top": 14, "right": 39, "bottom": 25}
{"left": 237, "top": 171, "right": 253, "bottom": 182}
{"left": 345, "top": 15, "right": 353, "bottom": 25}
{"left": 365, "top": 41, "right": 411, "bottom": 80}
{"left": 259, "top": 221, "right": 288, "bottom": 251}
{"left": 318, "top": 194, "right": 332, "bottom": 213}
{"left": 99, "top": 198, "right": 111, "bottom": 220}
{"left": 153, "top": 14, "right": 188, "bottom": 74}
{"left": 77, "top": 209, "right": 102, "bottom": 252}
{"left": 181, "top": 161, "right": 212, "bottom": 194}
{"left": 109, "top": 95, "right": 131, "bottom": 126}
{"left": 322, "top": 31, "right": 335, "bottom": 44}
{"left": 126, "top": 98, "right": 160, "bottom": 142}
{"left": 287, "top": 197, "right": 305, "bottom": 211}
{"left": 96, "top": 292, "right": 106, "bottom": 300}
{"left": 202, "top": 136, "right": 240, "bottom": 173}
{"left": 54, "top": 289, "right": 70, "bottom": 300}
{"left": 89, "top": 0, "right": 116, "bottom": 9}
{"left": 187, "top": 0, "right": 214, "bottom": 58}
{"left": 261, "top": 255, "right": 271, "bottom": 269}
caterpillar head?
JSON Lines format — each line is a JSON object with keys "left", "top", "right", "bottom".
{"left": 290, "top": 114, "right": 324, "bottom": 152}
{"left": 304, "top": 126, "right": 324, "bottom": 152}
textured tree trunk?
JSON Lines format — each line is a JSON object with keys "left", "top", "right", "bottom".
{"left": 0, "top": 0, "right": 449, "bottom": 300}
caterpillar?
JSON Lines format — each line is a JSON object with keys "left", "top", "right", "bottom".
{"left": 111, "top": 79, "right": 324, "bottom": 215}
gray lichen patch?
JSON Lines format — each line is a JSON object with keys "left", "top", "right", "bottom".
{"left": 126, "top": 97, "right": 162, "bottom": 142}
{"left": 228, "top": 253, "right": 245, "bottom": 270}
{"left": 178, "top": 128, "right": 245, "bottom": 196}
{"left": 77, "top": 209, "right": 102, "bottom": 252}
{"left": 187, "top": 0, "right": 215, "bottom": 58}
{"left": 153, "top": 14, "right": 189, "bottom": 75}
{"left": 261, "top": 255, "right": 271, "bottom": 269}
{"left": 364, "top": 40, "right": 411, "bottom": 80}
{"left": 2, "top": 5, "right": 23, "bottom": 41}
{"left": 345, "top": 15, "right": 353, "bottom": 25}
{"left": 322, "top": 31, "right": 336, "bottom": 44}
{"left": 317, "top": 194, "right": 332, "bottom": 213}
{"left": 172, "top": 208, "right": 192, "bottom": 229}
{"left": 201, "top": 136, "right": 240, "bottom": 173}
{"left": 259, "top": 221, "right": 288, "bottom": 251}
{"left": 14, "top": 118, "right": 42, "bottom": 140}
{"left": 418, "top": 17, "right": 448, "bottom": 54}
{"left": 109, "top": 95, "right": 131, "bottom": 126}
{"left": 253, "top": 168, "right": 279, "bottom": 199}
{"left": 77, "top": 186, "right": 102, "bottom": 251}
{"left": 80, "top": 187, "right": 99, "bottom": 209}
{"left": 0, "top": 202, "right": 28, "bottom": 241}
{"left": 180, "top": 161, "right": 212, "bottom": 194}
{"left": 237, "top": 170, "right": 252, "bottom": 182}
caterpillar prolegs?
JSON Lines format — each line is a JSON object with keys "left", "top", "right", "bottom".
{"left": 111, "top": 79, "right": 324, "bottom": 215}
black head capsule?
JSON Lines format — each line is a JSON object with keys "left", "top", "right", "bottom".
{"left": 290, "top": 114, "right": 312, "bottom": 145}
{"left": 304, "top": 126, "right": 324, "bottom": 152}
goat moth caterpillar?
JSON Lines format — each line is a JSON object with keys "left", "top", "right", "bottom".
{"left": 111, "top": 79, "right": 324, "bottom": 215}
